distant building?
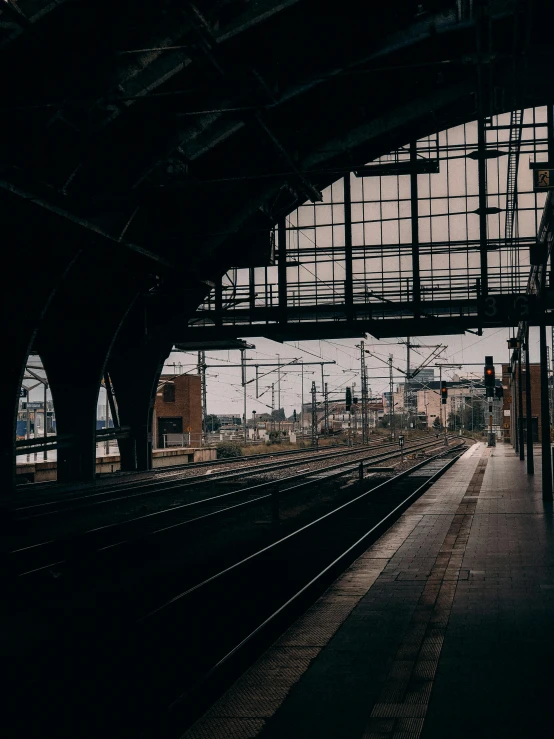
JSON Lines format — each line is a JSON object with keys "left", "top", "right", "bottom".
{"left": 412, "top": 368, "right": 435, "bottom": 385}
{"left": 416, "top": 379, "right": 502, "bottom": 432}
{"left": 154, "top": 374, "right": 202, "bottom": 448}
{"left": 217, "top": 414, "right": 242, "bottom": 426}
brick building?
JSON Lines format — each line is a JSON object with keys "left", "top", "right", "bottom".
{"left": 503, "top": 363, "right": 542, "bottom": 444}
{"left": 153, "top": 374, "right": 202, "bottom": 448}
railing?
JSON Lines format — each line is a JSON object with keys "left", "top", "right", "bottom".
{"left": 15, "top": 426, "right": 132, "bottom": 456}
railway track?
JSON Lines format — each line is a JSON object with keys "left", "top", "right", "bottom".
{"left": 15, "top": 439, "right": 396, "bottom": 518}
{"left": 138, "top": 442, "right": 469, "bottom": 739}
{"left": 16, "top": 433, "right": 433, "bottom": 510}
{"left": 7, "top": 440, "right": 454, "bottom": 576}
{"left": 15, "top": 439, "right": 359, "bottom": 498}
{"left": 8, "top": 437, "right": 457, "bottom": 577}
{"left": 4, "top": 442, "right": 469, "bottom": 739}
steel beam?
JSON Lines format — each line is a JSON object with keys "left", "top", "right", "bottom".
{"left": 277, "top": 217, "right": 288, "bottom": 325}
{"left": 477, "top": 114, "right": 489, "bottom": 297}
{"left": 410, "top": 141, "right": 421, "bottom": 317}
{"left": 344, "top": 174, "right": 354, "bottom": 321}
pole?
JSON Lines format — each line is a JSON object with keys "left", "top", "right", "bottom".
{"left": 277, "top": 353, "right": 281, "bottom": 434}
{"left": 476, "top": 16, "right": 489, "bottom": 298}
{"left": 243, "top": 387, "right": 247, "bottom": 445}
{"left": 43, "top": 382, "right": 48, "bottom": 461}
{"left": 301, "top": 364, "right": 304, "bottom": 439}
{"left": 241, "top": 350, "right": 247, "bottom": 444}
{"left": 405, "top": 337, "right": 410, "bottom": 430}
{"left": 470, "top": 384, "right": 475, "bottom": 434}
{"left": 311, "top": 381, "right": 317, "bottom": 447}
{"left": 197, "top": 350, "right": 207, "bottom": 441}
{"left": 105, "top": 384, "right": 110, "bottom": 455}
{"left": 389, "top": 355, "right": 394, "bottom": 439}
{"left": 525, "top": 326, "right": 534, "bottom": 474}
{"left": 442, "top": 367, "right": 448, "bottom": 447}
{"left": 513, "top": 347, "right": 519, "bottom": 452}
{"left": 439, "top": 365, "right": 443, "bottom": 438}
{"left": 360, "top": 340, "right": 368, "bottom": 444}
{"left": 324, "top": 382, "right": 329, "bottom": 435}
{"left": 344, "top": 174, "right": 354, "bottom": 321}
{"left": 271, "top": 383, "right": 275, "bottom": 432}
{"left": 518, "top": 345, "right": 524, "bottom": 460}
{"left": 540, "top": 324, "right": 552, "bottom": 498}
{"left": 26, "top": 388, "right": 30, "bottom": 462}
{"left": 541, "top": 103, "right": 554, "bottom": 497}
{"left": 410, "top": 140, "right": 421, "bottom": 317}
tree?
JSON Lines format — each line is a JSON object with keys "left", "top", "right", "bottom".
{"left": 379, "top": 413, "right": 403, "bottom": 429}
{"left": 271, "top": 408, "right": 286, "bottom": 421}
{"left": 205, "top": 414, "right": 221, "bottom": 432}
{"left": 433, "top": 417, "right": 442, "bottom": 429}
{"left": 448, "top": 403, "right": 485, "bottom": 432}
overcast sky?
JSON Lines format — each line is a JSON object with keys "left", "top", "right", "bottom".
{"left": 164, "top": 326, "right": 543, "bottom": 418}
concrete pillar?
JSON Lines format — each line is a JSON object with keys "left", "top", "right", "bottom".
{"left": 107, "top": 302, "right": 173, "bottom": 472}
{"left": 0, "top": 202, "right": 80, "bottom": 499}
{"left": 45, "top": 370, "right": 98, "bottom": 483}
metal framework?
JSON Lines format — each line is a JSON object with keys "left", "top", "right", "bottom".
{"left": 188, "top": 107, "right": 551, "bottom": 341}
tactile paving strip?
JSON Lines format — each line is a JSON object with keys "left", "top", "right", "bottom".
{"left": 361, "top": 447, "right": 490, "bottom": 739}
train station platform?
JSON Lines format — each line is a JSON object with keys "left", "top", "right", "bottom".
{"left": 184, "top": 441, "right": 554, "bottom": 739}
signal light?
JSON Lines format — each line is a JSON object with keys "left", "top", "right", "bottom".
{"left": 495, "top": 386, "right": 504, "bottom": 400}
{"left": 484, "top": 356, "right": 495, "bottom": 388}
{"left": 345, "top": 387, "right": 352, "bottom": 411}
{"left": 441, "top": 381, "right": 448, "bottom": 404}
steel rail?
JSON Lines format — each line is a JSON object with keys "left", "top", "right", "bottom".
{"left": 141, "top": 445, "right": 467, "bottom": 735}
{"left": 15, "top": 440, "right": 399, "bottom": 517}
{"left": 142, "top": 442, "right": 466, "bottom": 621}
{"left": 15, "top": 436, "right": 440, "bottom": 521}
{"left": 9, "top": 438, "right": 459, "bottom": 577}
{"left": 15, "top": 439, "right": 352, "bottom": 492}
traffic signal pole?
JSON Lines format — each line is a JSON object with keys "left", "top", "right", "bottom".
{"left": 484, "top": 357, "right": 496, "bottom": 447}
{"left": 440, "top": 378, "right": 448, "bottom": 445}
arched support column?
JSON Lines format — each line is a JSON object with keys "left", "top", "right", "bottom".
{"left": 35, "top": 248, "right": 144, "bottom": 483}
{"left": 0, "top": 196, "right": 81, "bottom": 504}
{"left": 107, "top": 301, "right": 173, "bottom": 472}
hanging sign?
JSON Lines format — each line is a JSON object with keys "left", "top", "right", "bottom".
{"left": 533, "top": 169, "right": 554, "bottom": 191}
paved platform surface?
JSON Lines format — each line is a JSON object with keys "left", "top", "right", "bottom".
{"left": 183, "top": 442, "right": 554, "bottom": 739}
